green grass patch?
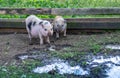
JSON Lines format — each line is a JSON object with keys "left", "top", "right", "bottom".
{"left": 0, "top": 66, "right": 66, "bottom": 78}
{"left": 49, "top": 46, "right": 87, "bottom": 61}
{"left": 0, "top": 0, "right": 120, "bottom": 8}
{"left": 0, "top": 0, "right": 120, "bottom": 18}
{"left": 0, "top": 14, "right": 120, "bottom": 18}
{"left": 48, "top": 35, "right": 103, "bottom": 60}
{"left": 0, "top": 59, "right": 66, "bottom": 78}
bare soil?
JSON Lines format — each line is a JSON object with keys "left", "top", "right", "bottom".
{"left": 0, "top": 31, "right": 120, "bottom": 65}
{"left": 0, "top": 33, "right": 76, "bottom": 65}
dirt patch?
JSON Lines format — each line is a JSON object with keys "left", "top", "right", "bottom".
{"left": 0, "top": 33, "right": 74, "bottom": 65}
{"left": 0, "top": 31, "right": 120, "bottom": 65}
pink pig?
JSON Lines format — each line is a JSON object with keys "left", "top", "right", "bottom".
{"left": 25, "top": 15, "right": 53, "bottom": 45}
{"left": 53, "top": 16, "right": 67, "bottom": 39}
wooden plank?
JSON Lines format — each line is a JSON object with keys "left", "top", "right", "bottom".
{"left": 68, "top": 22, "right": 120, "bottom": 29}
{"left": 0, "top": 28, "right": 109, "bottom": 34}
{"left": 52, "top": 8, "right": 120, "bottom": 15}
{"left": 1, "top": 18, "right": 120, "bottom": 22}
{"left": 0, "top": 8, "right": 120, "bottom": 15}
{"left": 0, "top": 8, "right": 51, "bottom": 15}
{"left": 66, "top": 18, "right": 120, "bottom": 22}
{"left": 0, "top": 18, "right": 120, "bottom": 29}
{"left": 0, "top": 28, "right": 26, "bottom": 34}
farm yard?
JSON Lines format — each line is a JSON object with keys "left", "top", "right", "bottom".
{"left": 0, "top": 31, "right": 120, "bottom": 78}
{"left": 0, "top": 0, "right": 120, "bottom": 78}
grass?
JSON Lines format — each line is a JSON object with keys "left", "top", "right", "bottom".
{"left": 1, "top": 31, "right": 120, "bottom": 77}
{"left": 0, "top": 0, "right": 120, "bottom": 18}
{"left": 0, "top": 0, "right": 120, "bottom": 8}
{"left": 0, "top": 0, "right": 120, "bottom": 77}
{"left": 0, "top": 66, "right": 65, "bottom": 78}
{"left": 49, "top": 38, "right": 101, "bottom": 61}
{"left": 50, "top": 31, "right": 120, "bottom": 61}
{"left": 0, "top": 14, "right": 120, "bottom": 19}
{"left": 0, "top": 59, "right": 66, "bottom": 78}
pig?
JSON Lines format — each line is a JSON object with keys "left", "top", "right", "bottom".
{"left": 25, "top": 15, "right": 53, "bottom": 45}
{"left": 53, "top": 16, "right": 67, "bottom": 39}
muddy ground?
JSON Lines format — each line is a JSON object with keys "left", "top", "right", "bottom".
{"left": 0, "top": 31, "right": 120, "bottom": 66}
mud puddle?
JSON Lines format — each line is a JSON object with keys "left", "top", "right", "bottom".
{"left": 14, "top": 44, "right": 120, "bottom": 78}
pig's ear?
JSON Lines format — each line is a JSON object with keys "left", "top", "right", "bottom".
{"left": 33, "top": 21, "right": 36, "bottom": 26}
{"left": 39, "top": 21, "right": 44, "bottom": 28}
{"left": 39, "top": 21, "right": 43, "bottom": 25}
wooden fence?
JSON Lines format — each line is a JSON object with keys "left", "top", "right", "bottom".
{"left": 0, "top": 8, "right": 120, "bottom": 32}
{"left": 0, "top": 8, "right": 120, "bottom": 15}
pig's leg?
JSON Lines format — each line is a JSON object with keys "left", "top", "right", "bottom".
{"left": 28, "top": 33, "right": 32, "bottom": 41}
{"left": 39, "top": 33, "right": 43, "bottom": 45}
{"left": 63, "top": 29, "right": 66, "bottom": 37}
{"left": 28, "top": 32, "right": 33, "bottom": 45}
{"left": 56, "top": 32, "right": 59, "bottom": 39}
{"left": 46, "top": 36, "right": 50, "bottom": 44}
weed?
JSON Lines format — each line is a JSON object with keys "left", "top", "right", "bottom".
{"left": 90, "top": 44, "right": 101, "bottom": 55}
{"left": 0, "top": 0, "right": 119, "bottom": 8}
{"left": 0, "top": 0, "right": 120, "bottom": 18}
{"left": 0, "top": 60, "right": 66, "bottom": 78}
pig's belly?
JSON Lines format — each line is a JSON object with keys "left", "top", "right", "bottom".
{"left": 31, "top": 29, "right": 39, "bottom": 38}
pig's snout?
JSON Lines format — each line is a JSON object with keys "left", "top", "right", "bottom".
{"left": 48, "top": 31, "right": 53, "bottom": 36}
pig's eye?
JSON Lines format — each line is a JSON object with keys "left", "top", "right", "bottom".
{"left": 44, "top": 29, "right": 47, "bottom": 31}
